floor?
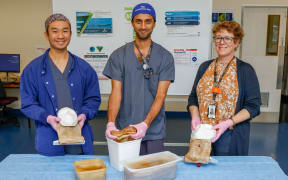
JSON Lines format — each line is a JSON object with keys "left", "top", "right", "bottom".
{"left": 0, "top": 111, "right": 288, "bottom": 176}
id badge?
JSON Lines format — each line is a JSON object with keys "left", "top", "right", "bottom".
{"left": 208, "top": 104, "right": 217, "bottom": 119}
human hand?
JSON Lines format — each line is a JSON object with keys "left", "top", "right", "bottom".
{"left": 47, "top": 115, "right": 61, "bottom": 131}
{"left": 105, "top": 122, "right": 119, "bottom": 139}
{"left": 130, "top": 122, "right": 148, "bottom": 139}
{"left": 191, "top": 117, "right": 201, "bottom": 131}
{"left": 211, "top": 119, "right": 233, "bottom": 143}
{"left": 77, "top": 114, "right": 86, "bottom": 129}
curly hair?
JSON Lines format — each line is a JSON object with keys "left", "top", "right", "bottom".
{"left": 212, "top": 21, "right": 244, "bottom": 43}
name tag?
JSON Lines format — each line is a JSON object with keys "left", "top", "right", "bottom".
{"left": 208, "top": 104, "right": 217, "bottom": 119}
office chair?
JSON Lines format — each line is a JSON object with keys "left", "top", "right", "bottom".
{"left": 0, "top": 80, "right": 19, "bottom": 127}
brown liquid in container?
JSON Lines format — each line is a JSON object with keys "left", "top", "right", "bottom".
{"left": 127, "top": 156, "right": 176, "bottom": 169}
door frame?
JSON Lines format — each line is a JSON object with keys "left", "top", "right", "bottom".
{"left": 240, "top": 5, "right": 288, "bottom": 91}
{"left": 240, "top": 5, "right": 288, "bottom": 58}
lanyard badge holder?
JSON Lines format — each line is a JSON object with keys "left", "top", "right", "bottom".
{"left": 208, "top": 56, "right": 234, "bottom": 119}
{"left": 207, "top": 104, "right": 217, "bottom": 119}
{"left": 208, "top": 85, "right": 220, "bottom": 119}
{"left": 143, "top": 58, "right": 153, "bottom": 79}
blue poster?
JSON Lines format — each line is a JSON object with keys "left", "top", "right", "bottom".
{"left": 76, "top": 12, "right": 113, "bottom": 36}
{"left": 165, "top": 11, "right": 200, "bottom": 26}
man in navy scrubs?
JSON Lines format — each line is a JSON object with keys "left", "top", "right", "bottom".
{"left": 104, "top": 3, "right": 175, "bottom": 155}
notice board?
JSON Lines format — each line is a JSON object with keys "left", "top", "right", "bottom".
{"left": 53, "top": 0, "right": 212, "bottom": 95}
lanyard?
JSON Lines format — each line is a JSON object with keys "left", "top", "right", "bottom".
{"left": 134, "top": 41, "right": 153, "bottom": 66}
{"left": 134, "top": 41, "right": 154, "bottom": 79}
{"left": 212, "top": 56, "right": 235, "bottom": 101}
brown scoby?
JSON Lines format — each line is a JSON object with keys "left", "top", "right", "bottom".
{"left": 111, "top": 126, "right": 137, "bottom": 143}
{"left": 184, "top": 139, "right": 211, "bottom": 164}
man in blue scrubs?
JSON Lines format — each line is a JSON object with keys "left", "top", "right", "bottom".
{"left": 20, "top": 14, "right": 101, "bottom": 156}
{"left": 104, "top": 3, "right": 175, "bottom": 155}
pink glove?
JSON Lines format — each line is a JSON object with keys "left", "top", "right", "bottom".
{"left": 77, "top": 114, "right": 86, "bottom": 129}
{"left": 211, "top": 119, "right": 233, "bottom": 143}
{"left": 105, "top": 122, "right": 119, "bottom": 140}
{"left": 191, "top": 117, "right": 201, "bottom": 131}
{"left": 47, "top": 115, "right": 61, "bottom": 131}
{"left": 130, "top": 122, "right": 148, "bottom": 139}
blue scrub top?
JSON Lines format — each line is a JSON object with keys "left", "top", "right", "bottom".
{"left": 20, "top": 49, "right": 101, "bottom": 155}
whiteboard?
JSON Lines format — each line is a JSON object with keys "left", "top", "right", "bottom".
{"left": 52, "top": 0, "right": 212, "bottom": 95}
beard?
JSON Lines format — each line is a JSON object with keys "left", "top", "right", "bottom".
{"left": 135, "top": 30, "right": 152, "bottom": 40}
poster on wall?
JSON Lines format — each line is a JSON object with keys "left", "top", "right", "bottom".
{"left": 173, "top": 48, "right": 200, "bottom": 66}
{"left": 212, "top": 9, "right": 234, "bottom": 24}
{"left": 76, "top": 11, "right": 113, "bottom": 37}
{"left": 165, "top": 11, "right": 201, "bottom": 37}
{"left": 123, "top": 6, "right": 135, "bottom": 42}
{"left": 83, "top": 46, "right": 109, "bottom": 80}
{"left": 52, "top": 0, "right": 212, "bottom": 95}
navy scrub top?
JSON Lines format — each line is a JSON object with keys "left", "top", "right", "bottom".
{"left": 103, "top": 41, "right": 175, "bottom": 141}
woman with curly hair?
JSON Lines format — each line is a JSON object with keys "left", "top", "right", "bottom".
{"left": 187, "top": 21, "right": 261, "bottom": 155}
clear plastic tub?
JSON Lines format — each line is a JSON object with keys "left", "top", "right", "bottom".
{"left": 123, "top": 151, "right": 181, "bottom": 180}
{"left": 106, "top": 137, "right": 141, "bottom": 171}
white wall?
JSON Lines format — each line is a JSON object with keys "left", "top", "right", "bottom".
{"left": 0, "top": 0, "right": 52, "bottom": 109}
{"left": 1, "top": 0, "right": 288, "bottom": 114}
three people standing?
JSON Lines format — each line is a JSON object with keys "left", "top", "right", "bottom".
{"left": 20, "top": 4, "right": 260, "bottom": 157}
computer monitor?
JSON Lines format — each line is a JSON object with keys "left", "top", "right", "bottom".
{"left": 0, "top": 54, "right": 20, "bottom": 72}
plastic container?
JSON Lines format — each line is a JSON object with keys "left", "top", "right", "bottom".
{"left": 106, "top": 137, "right": 141, "bottom": 171}
{"left": 123, "top": 151, "right": 182, "bottom": 180}
{"left": 73, "top": 158, "right": 106, "bottom": 180}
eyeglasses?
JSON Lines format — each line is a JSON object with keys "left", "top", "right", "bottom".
{"left": 213, "top": 36, "right": 234, "bottom": 44}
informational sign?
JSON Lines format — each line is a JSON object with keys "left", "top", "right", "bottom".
{"left": 165, "top": 11, "right": 200, "bottom": 26}
{"left": 173, "top": 48, "right": 199, "bottom": 65}
{"left": 53, "top": 0, "right": 212, "bottom": 95}
{"left": 212, "top": 9, "right": 234, "bottom": 24}
{"left": 76, "top": 11, "right": 113, "bottom": 36}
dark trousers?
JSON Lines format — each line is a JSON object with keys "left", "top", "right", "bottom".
{"left": 140, "top": 139, "right": 164, "bottom": 155}
{"left": 211, "top": 122, "right": 250, "bottom": 156}
{"left": 211, "top": 130, "right": 233, "bottom": 156}
{"left": 64, "top": 145, "right": 83, "bottom": 155}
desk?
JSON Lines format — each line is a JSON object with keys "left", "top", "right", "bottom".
{"left": 0, "top": 154, "right": 287, "bottom": 180}
{"left": 1, "top": 82, "right": 20, "bottom": 88}
{"left": 0, "top": 82, "right": 30, "bottom": 127}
